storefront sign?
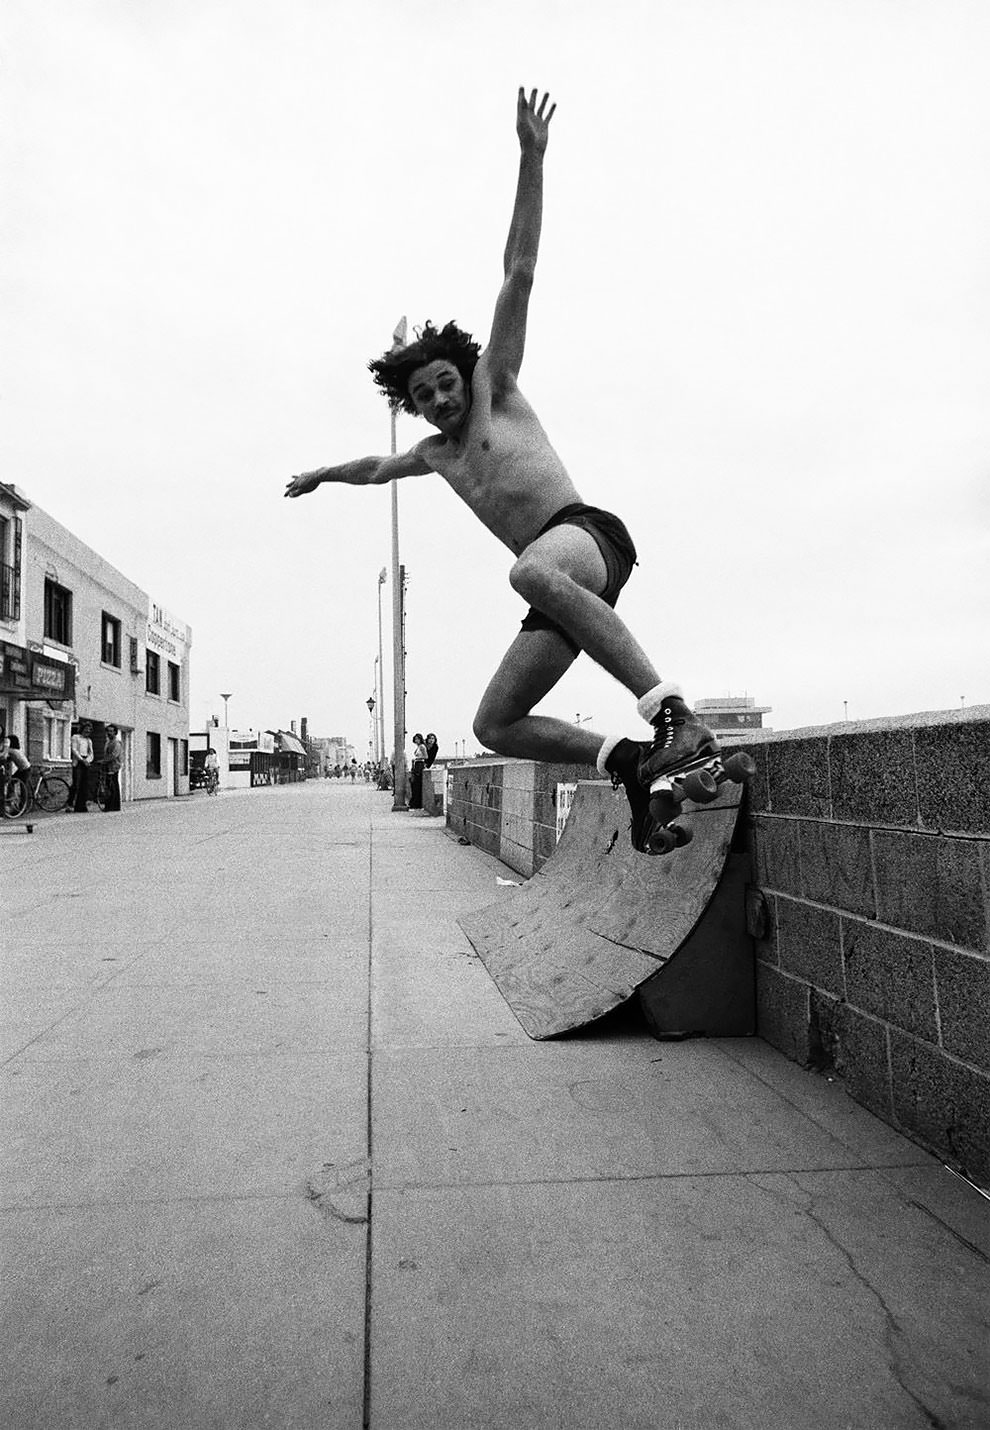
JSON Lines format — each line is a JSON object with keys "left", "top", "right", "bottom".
{"left": 147, "top": 601, "right": 188, "bottom": 662}
{"left": 0, "top": 641, "right": 75, "bottom": 700}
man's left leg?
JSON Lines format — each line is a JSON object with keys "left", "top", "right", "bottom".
{"left": 473, "top": 627, "right": 600, "bottom": 764}
{"left": 508, "top": 522, "right": 721, "bottom": 834}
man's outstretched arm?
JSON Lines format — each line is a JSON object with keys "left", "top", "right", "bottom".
{"left": 284, "top": 445, "right": 433, "bottom": 498}
{"left": 486, "top": 88, "right": 556, "bottom": 386}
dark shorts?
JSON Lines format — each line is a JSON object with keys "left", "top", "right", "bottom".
{"left": 519, "top": 502, "right": 638, "bottom": 655}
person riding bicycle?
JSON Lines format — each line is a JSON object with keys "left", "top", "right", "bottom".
{"left": 204, "top": 747, "right": 220, "bottom": 792}
{"left": 1, "top": 724, "right": 30, "bottom": 786}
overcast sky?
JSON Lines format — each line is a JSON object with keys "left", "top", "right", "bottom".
{"left": 3, "top": 0, "right": 988, "bottom": 756}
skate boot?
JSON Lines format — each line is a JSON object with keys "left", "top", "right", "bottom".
{"left": 635, "top": 684, "right": 719, "bottom": 788}
{"left": 597, "top": 735, "right": 664, "bottom": 855}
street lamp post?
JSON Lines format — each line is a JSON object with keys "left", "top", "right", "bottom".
{"left": 367, "top": 695, "right": 376, "bottom": 762}
{"left": 389, "top": 316, "right": 408, "bottom": 811}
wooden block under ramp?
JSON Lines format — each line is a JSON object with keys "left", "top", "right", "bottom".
{"left": 459, "top": 780, "right": 754, "bottom": 1040}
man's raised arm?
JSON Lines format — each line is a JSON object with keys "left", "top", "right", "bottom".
{"left": 284, "top": 446, "right": 432, "bottom": 499}
{"left": 486, "top": 88, "right": 556, "bottom": 384}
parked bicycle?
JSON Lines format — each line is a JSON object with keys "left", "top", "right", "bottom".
{"left": 95, "top": 767, "right": 116, "bottom": 812}
{"left": 2, "top": 764, "right": 72, "bottom": 819}
{"left": 205, "top": 768, "right": 220, "bottom": 796}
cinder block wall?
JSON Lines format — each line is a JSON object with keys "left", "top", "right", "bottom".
{"left": 730, "top": 707, "right": 990, "bottom": 1185}
{"left": 445, "top": 758, "right": 600, "bottom": 877}
{"left": 445, "top": 711, "right": 990, "bottom": 1183}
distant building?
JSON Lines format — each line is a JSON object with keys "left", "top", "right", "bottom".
{"left": 695, "top": 694, "right": 772, "bottom": 732}
{"left": 2, "top": 488, "right": 192, "bottom": 801}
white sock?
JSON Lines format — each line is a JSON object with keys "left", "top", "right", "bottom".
{"left": 636, "top": 681, "right": 684, "bottom": 725}
{"left": 596, "top": 733, "right": 625, "bottom": 775}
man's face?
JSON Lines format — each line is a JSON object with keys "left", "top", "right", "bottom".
{"left": 408, "top": 360, "right": 470, "bottom": 435}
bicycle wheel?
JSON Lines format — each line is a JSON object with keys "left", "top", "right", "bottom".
{"left": 3, "top": 776, "right": 28, "bottom": 819}
{"left": 95, "top": 778, "right": 108, "bottom": 812}
{"left": 36, "top": 773, "right": 71, "bottom": 812}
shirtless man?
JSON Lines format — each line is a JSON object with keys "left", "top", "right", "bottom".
{"left": 285, "top": 88, "right": 721, "bottom": 853}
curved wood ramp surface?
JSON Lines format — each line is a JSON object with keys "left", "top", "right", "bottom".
{"left": 458, "top": 779, "right": 751, "bottom": 1040}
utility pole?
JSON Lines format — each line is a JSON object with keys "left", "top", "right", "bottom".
{"left": 389, "top": 317, "right": 408, "bottom": 810}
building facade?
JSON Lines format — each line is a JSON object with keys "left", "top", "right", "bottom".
{"left": 695, "top": 694, "right": 772, "bottom": 733}
{"left": 3, "top": 492, "right": 192, "bottom": 802}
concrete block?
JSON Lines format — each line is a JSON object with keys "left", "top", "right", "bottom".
{"left": 934, "top": 947, "right": 990, "bottom": 1071}
{"left": 829, "top": 728, "right": 918, "bottom": 826}
{"left": 799, "top": 820, "right": 876, "bottom": 917}
{"left": 841, "top": 921, "right": 938, "bottom": 1042}
{"left": 890, "top": 1030, "right": 990, "bottom": 1183}
{"left": 765, "top": 739, "right": 830, "bottom": 818}
{"left": 776, "top": 897, "right": 844, "bottom": 995}
{"left": 872, "top": 831, "right": 986, "bottom": 951}
{"left": 755, "top": 963, "right": 811, "bottom": 1063}
{"left": 914, "top": 718, "right": 990, "bottom": 835}
{"left": 751, "top": 815, "right": 802, "bottom": 894}
{"left": 811, "top": 996, "right": 893, "bottom": 1124}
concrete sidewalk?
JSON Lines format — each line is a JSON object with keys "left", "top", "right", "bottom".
{"left": 2, "top": 783, "right": 987, "bottom": 1429}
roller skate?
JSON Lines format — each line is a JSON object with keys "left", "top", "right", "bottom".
{"left": 634, "top": 684, "right": 757, "bottom": 854}
{"left": 597, "top": 735, "right": 659, "bottom": 855}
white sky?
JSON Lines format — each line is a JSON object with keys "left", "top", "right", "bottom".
{"left": 3, "top": 0, "right": 988, "bottom": 755}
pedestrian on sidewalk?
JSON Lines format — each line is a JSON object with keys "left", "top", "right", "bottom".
{"left": 101, "top": 725, "right": 122, "bottom": 811}
{"left": 409, "top": 733, "right": 428, "bottom": 809}
{"left": 70, "top": 722, "right": 94, "bottom": 812}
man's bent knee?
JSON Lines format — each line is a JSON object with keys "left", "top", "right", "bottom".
{"left": 473, "top": 711, "right": 507, "bottom": 752}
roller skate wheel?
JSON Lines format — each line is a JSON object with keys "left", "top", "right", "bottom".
{"left": 681, "top": 769, "right": 719, "bottom": 803}
{"left": 649, "top": 825, "right": 679, "bottom": 855}
{"left": 671, "top": 822, "right": 693, "bottom": 848}
{"left": 723, "top": 753, "right": 757, "bottom": 783}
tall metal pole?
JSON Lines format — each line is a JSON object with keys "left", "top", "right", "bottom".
{"left": 376, "top": 566, "right": 386, "bottom": 766}
{"left": 389, "top": 316, "right": 408, "bottom": 810}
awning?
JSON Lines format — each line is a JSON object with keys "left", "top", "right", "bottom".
{"left": 276, "top": 731, "right": 307, "bottom": 756}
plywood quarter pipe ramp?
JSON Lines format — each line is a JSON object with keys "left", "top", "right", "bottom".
{"left": 458, "top": 779, "right": 755, "bottom": 1041}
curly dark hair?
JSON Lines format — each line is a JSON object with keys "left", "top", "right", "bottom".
{"left": 368, "top": 321, "right": 481, "bottom": 416}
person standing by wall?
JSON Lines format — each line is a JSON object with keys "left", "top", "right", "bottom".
{"left": 409, "top": 733, "right": 428, "bottom": 810}
{"left": 424, "top": 733, "right": 439, "bottom": 768}
{"left": 101, "top": 725, "right": 123, "bottom": 811}
{"left": 70, "top": 721, "right": 94, "bottom": 812}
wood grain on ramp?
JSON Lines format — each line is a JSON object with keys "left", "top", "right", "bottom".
{"left": 458, "top": 779, "right": 754, "bottom": 1040}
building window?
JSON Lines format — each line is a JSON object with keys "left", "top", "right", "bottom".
{"left": 43, "top": 714, "right": 70, "bottom": 762}
{"left": 44, "top": 578, "right": 73, "bottom": 646}
{"left": 102, "top": 612, "right": 122, "bottom": 667}
{"left": 167, "top": 661, "right": 180, "bottom": 702}
{"left": 0, "top": 515, "right": 22, "bottom": 622}
{"left": 146, "top": 731, "right": 161, "bottom": 778}
{"left": 146, "top": 650, "right": 160, "bottom": 695}
{"left": 180, "top": 739, "right": 189, "bottom": 775}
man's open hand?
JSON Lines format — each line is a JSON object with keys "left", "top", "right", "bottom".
{"left": 517, "top": 88, "right": 555, "bottom": 154}
{"left": 284, "top": 469, "right": 322, "bottom": 499}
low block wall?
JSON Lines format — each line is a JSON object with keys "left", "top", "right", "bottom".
{"left": 729, "top": 707, "right": 990, "bottom": 1185}
{"left": 445, "top": 757, "right": 601, "bottom": 877}
{"left": 445, "top": 706, "right": 990, "bottom": 1184}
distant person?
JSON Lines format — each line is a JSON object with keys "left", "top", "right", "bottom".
{"left": 101, "top": 725, "right": 123, "bottom": 811}
{"left": 409, "top": 733, "right": 428, "bottom": 809}
{"left": 70, "top": 721, "right": 94, "bottom": 812}
{"left": 285, "top": 88, "right": 734, "bottom": 856}
{"left": 1, "top": 724, "right": 30, "bottom": 785}
{"left": 204, "top": 746, "right": 220, "bottom": 793}
{"left": 424, "top": 733, "right": 439, "bottom": 768}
